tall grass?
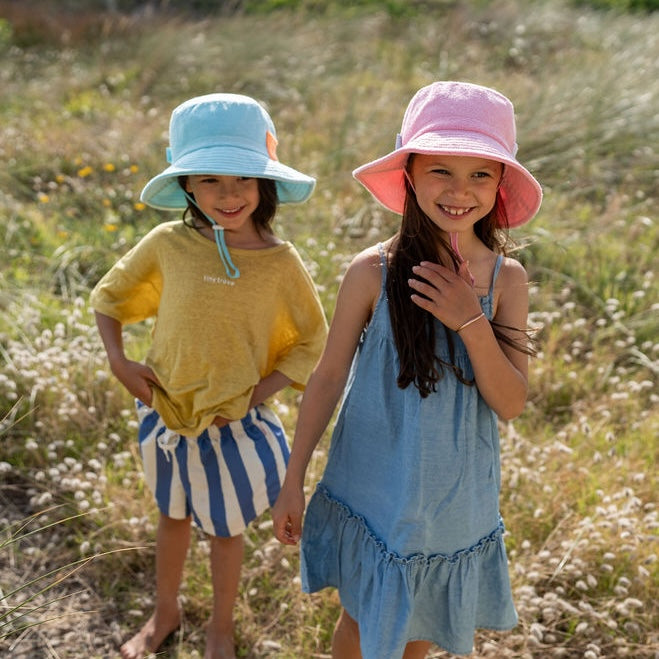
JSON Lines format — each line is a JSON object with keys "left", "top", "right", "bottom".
{"left": 0, "top": 0, "right": 657, "bottom": 657}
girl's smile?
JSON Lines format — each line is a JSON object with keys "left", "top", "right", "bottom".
{"left": 217, "top": 204, "right": 248, "bottom": 217}
{"left": 438, "top": 204, "right": 476, "bottom": 218}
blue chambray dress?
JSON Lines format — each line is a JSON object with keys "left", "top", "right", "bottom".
{"left": 301, "top": 246, "right": 517, "bottom": 658}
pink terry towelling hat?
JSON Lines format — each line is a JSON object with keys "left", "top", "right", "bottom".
{"left": 353, "top": 81, "right": 542, "bottom": 228}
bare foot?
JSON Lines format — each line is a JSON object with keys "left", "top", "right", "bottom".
{"left": 120, "top": 605, "right": 181, "bottom": 659}
{"left": 204, "top": 623, "right": 236, "bottom": 659}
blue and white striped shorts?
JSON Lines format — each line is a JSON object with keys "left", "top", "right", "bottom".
{"left": 136, "top": 401, "right": 290, "bottom": 537}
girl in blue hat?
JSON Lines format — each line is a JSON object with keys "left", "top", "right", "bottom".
{"left": 91, "top": 93, "right": 327, "bottom": 659}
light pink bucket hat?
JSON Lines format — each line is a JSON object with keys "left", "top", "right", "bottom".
{"left": 353, "top": 81, "right": 542, "bottom": 228}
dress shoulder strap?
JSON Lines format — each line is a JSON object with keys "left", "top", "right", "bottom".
{"left": 488, "top": 254, "right": 504, "bottom": 298}
{"left": 377, "top": 243, "right": 387, "bottom": 290}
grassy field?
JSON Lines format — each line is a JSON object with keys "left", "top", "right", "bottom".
{"left": 0, "top": 0, "right": 657, "bottom": 657}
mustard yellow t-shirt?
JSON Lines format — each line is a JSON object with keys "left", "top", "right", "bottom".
{"left": 90, "top": 220, "right": 328, "bottom": 435}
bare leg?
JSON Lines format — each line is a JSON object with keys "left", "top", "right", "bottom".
{"left": 403, "top": 640, "right": 432, "bottom": 658}
{"left": 332, "top": 609, "right": 362, "bottom": 659}
{"left": 204, "top": 533, "right": 244, "bottom": 659}
{"left": 331, "top": 608, "right": 431, "bottom": 659}
{"left": 120, "top": 513, "right": 191, "bottom": 659}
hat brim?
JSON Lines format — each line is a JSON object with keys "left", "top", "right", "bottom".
{"left": 141, "top": 145, "right": 316, "bottom": 209}
{"left": 353, "top": 131, "right": 542, "bottom": 228}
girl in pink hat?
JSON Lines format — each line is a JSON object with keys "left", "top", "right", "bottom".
{"left": 273, "top": 81, "right": 542, "bottom": 658}
{"left": 91, "top": 93, "right": 327, "bottom": 659}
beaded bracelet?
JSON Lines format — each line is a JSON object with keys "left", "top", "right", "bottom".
{"left": 456, "top": 311, "right": 485, "bottom": 333}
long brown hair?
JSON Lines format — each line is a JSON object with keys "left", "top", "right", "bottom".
{"left": 386, "top": 169, "right": 532, "bottom": 398}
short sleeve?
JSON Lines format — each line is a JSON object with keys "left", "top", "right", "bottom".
{"left": 272, "top": 250, "right": 328, "bottom": 389}
{"left": 89, "top": 228, "right": 164, "bottom": 325}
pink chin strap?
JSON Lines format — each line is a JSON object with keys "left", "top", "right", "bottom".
{"left": 450, "top": 232, "right": 475, "bottom": 287}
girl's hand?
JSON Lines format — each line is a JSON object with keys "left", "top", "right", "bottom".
{"left": 110, "top": 357, "right": 161, "bottom": 406}
{"left": 272, "top": 482, "right": 305, "bottom": 545}
{"left": 408, "top": 261, "right": 482, "bottom": 330}
{"left": 94, "top": 312, "right": 160, "bottom": 406}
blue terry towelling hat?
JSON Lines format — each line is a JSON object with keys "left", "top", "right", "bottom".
{"left": 140, "top": 93, "right": 316, "bottom": 209}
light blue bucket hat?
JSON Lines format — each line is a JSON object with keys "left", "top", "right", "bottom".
{"left": 140, "top": 93, "right": 316, "bottom": 209}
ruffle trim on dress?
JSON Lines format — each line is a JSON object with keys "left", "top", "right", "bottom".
{"left": 301, "top": 485, "right": 518, "bottom": 658}
{"left": 314, "top": 485, "right": 506, "bottom": 565}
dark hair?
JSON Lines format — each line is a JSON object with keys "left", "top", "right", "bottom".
{"left": 177, "top": 176, "right": 278, "bottom": 236}
{"left": 386, "top": 165, "right": 532, "bottom": 398}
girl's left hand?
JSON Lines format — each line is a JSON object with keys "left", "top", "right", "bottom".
{"left": 408, "top": 261, "right": 482, "bottom": 330}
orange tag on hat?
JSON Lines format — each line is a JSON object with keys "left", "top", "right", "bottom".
{"left": 266, "top": 131, "right": 278, "bottom": 161}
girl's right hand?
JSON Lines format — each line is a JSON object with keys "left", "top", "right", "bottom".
{"left": 110, "top": 357, "right": 160, "bottom": 406}
{"left": 94, "top": 312, "right": 160, "bottom": 406}
{"left": 272, "top": 482, "right": 306, "bottom": 545}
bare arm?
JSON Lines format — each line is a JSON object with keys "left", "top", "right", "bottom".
{"left": 456, "top": 260, "right": 529, "bottom": 418}
{"left": 94, "top": 311, "right": 161, "bottom": 405}
{"left": 249, "top": 370, "right": 293, "bottom": 409}
{"left": 408, "top": 258, "right": 529, "bottom": 419}
{"left": 272, "top": 247, "right": 381, "bottom": 545}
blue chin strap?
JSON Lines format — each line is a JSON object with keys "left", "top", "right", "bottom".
{"left": 184, "top": 192, "right": 240, "bottom": 279}
{"left": 211, "top": 225, "right": 240, "bottom": 279}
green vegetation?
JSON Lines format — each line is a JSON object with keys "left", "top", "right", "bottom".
{"left": 0, "top": 0, "right": 657, "bottom": 657}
